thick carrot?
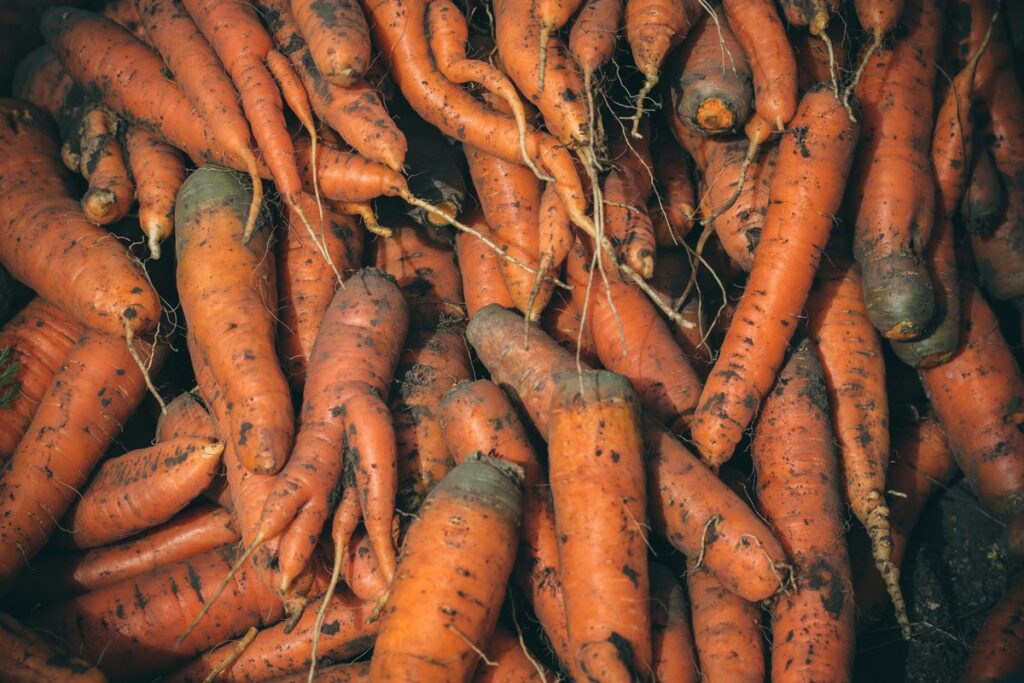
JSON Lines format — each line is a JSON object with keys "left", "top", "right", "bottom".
{"left": 723, "top": 0, "right": 797, "bottom": 130}
{"left": 602, "top": 128, "right": 657, "bottom": 278}
{"left": 753, "top": 338, "right": 855, "bottom": 683}
{"left": 690, "top": 85, "right": 859, "bottom": 468}
{"left": 0, "top": 298, "right": 82, "bottom": 460}
{"left": 687, "top": 560, "right": 765, "bottom": 683}
{"left": 290, "top": 0, "right": 369, "bottom": 87}
{"left": 0, "top": 100, "right": 159, "bottom": 335}
{"left": 0, "top": 330, "right": 161, "bottom": 593}
{"left": 466, "top": 304, "right": 791, "bottom": 602}
{"left": 7, "top": 504, "right": 239, "bottom": 610}
{"left": 961, "top": 149, "right": 1003, "bottom": 236}
{"left": 649, "top": 562, "right": 699, "bottom": 683}
{"left": 124, "top": 125, "right": 185, "bottom": 259}
{"left": 0, "top": 612, "right": 106, "bottom": 683}
{"left": 650, "top": 134, "right": 696, "bottom": 247}
{"left": 919, "top": 283, "right": 1024, "bottom": 520}
{"left": 176, "top": 166, "right": 293, "bottom": 475}
{"left": 61, "top": 438, "right": 224, "bottom": 549}
{"left": 851, "top": 0, "right": 943, "bottom": 340}
{"left": 962, "top": 579, "right": 1024, "bottom": 683}
{"left": 371, "top": 458, "right": 522, "bottom": 682}
{"left": 259, "top": 268, "right": 408, "bottom": 594}
{"left": 166, "top": 590, "right": 377, "bottom": 683}
{"left": 277, "top": 194, "right": 364, "bottom": 391}
{"left": 156, "top": 391, "right": 215, "bottom": 442}
{"left": 32, "top": 546, "right": 283, "bottom": 680}
{"left": 455, "top": 212, "right": 516, "bottom": 319}
{"left": 671, "top": 13, "right": 753, "bottom": 136}
{"left": 76, "top": 106, "right": 134, "bottom": 225}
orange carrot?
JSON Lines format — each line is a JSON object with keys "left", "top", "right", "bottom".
{"left": 455, "top": 212, "right": 516, "bottom": 319}
{"left": 602, "top": 127, "right": 657, "bottom": 277}
{"left": 540, "top": 287, "right": 601, "bottom": 367}
{"left": 475, "top": 626, "right": 551, "bottom": 683}
{"left": 339, "top": 527, "right": 387, "bottom": 602}
{"left": 961, "top": 148, "right": 1003, "bottom": 236}
{"left": 793, "top": 26, "right": 848, "bottom": 94}
{"left": 647, "top": 250, "right": 710, "bottom": 369}
{"left": 724, "top": 0, "right": 798, "bottom": 130}
{"left": 124, "top": 125, "right": 186, "bottom": 259}
{"left": 176, "top": 166, "right": 293, "bottom": 475}
{"left": 649, "top": 562, "right": 699, "bottom": 683}
{"left": 290, "top": 0, "right": 370, "bottom": 86}
{"left": 371, "top": 458, "right": 522, "bottom": 682}
{"left": 295, "top": 136, "right": 408, "bottom": 204}
{"left": 779, "top": 0, "right": 841, "bottom": 35}
{"left": 0, "top": 612, "right": 106, "bottom": 683}
{"left": 0, "top": 99, "right": 160, "bottom": 336}
{"left": 156, "top": 391, "right": 215, "bottom": 442}
{"left": 650, "top": 134, "right": 696, "bottom": 247}
{"left": 0, "top": 330, "right": 162, "bottom": 593}
{"left": 569, "top": 0, "right": 623, "bottom": 81}
{"left": 0, "top": 298, "right": 82, "bottom": 460}
{"left": 76, "top": 106, "right": 134, "bottom": 225}
{"left": 98, "top": 0, "right": 146, "bottom": 40}
{"left": 753, "top": 338, "right": 855, "bottom": 683}
{"left": 11, "top": 46, "right": 73, "bottom": 120}
{"left": 962, "top": 579, "right": 1024, "bottom": 683}
{"left": 690, "top": 85, "right": 859, "bottom": 468}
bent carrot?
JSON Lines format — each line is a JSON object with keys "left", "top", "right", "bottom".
{"left": 0, "top": 100, "right": 160, "bottom": 336}
{"left": 0, "top": 613, "right": 106, "bottom": 683}
{"left": 124, "top": 126, "right": 186, "bottom": 259}
{"left": 290, "top": 0, "right": 369, "bottom": 86}
{"left": 690, "top": 85, "right": 859, "bottom": 468}
{"left": 602, "top": 128, "right": 657, "bottom": 277}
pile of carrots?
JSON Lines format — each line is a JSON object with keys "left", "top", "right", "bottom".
{"left": 0, "top": 0, "right": 1023, "bottom": 680}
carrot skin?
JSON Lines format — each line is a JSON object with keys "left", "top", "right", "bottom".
{"left": 963, "top": 579, "right": 1024, "bottom": 683}
{"left": 290, "top": 0, "right": 370, "bottom": 86}
{"left": 723, "top": 0, "right": 797, "bottom": 129}
{"left": 156, "top": 391, "right": 215, "bottom": 442}
{"left": 475, "top": 626, "right": 551, "bottom": 683}
{"left": 687, "top": 561, "right": 766, "bottom": 683}
{"left": 569, "top": 0, "right": 623, "bottom": 78}
{"left": 649, "top": 562, "right": 699, "bottom": 683}
{"left": 625, "top": 0, "right": 700, "bottom": 82}
{"left": 0, "top": 613, "right": 107, "bottom": 683}
{"left": 125, "top": 125, "right": 186, "bottom": 257}
{"left": 455, "top": 215, "right": 516, "bottom": 319}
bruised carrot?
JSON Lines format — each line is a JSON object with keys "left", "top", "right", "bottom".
{"left": 753, "top": 338, "right": 856, "bottom": 683}
{"left": 466, "top": 304, "right": 791, "bottom": 602}
{"left": 371, "top": 458, "right": 522, "bottom": 682}
{"left": 455, "top": 213, "right": 516, "bottom": 319}
{"left": 919, "top": 283, "right": 1024, "bottom": 520}
{"left": 601, "top": 127, "right": 657, "bottom": 277}
{"left": 277, "top": 194, "right": 364, "bottom": 391}
{"left": 32, "top": 546, "right": 283, "bottom": 680}
{"left": 961, "top": 149, "right": 1003, "bottom": 236}
{"left": 650, "top": 135, "right": 696, "bottom": 246}
{"left": 851, "top": 0, "right": 943, "bottom": 340}
{"left": 0, "top": 330, "right": 162, "bottom": 593}
{"left": 77, "top": 106, "right": 134, "bottom": 225}
{"left": 649, "top": 562, "right": 699, "bottom": 683}
{"left": 963, "top": 579, "right": 1024, "bottom": 683}
{"left": 475, "top": 626, "right": 551, "bottom": 683}
{"left": 61, "top": 438, "right": 224, "bottom": 549}
{"left": 671, "top": 13, "right": 753, "bottom": 136}
{"left": 124, "top": 126, "right": 185, "bottom": 258}
{"left": 176, "top": 166, "right": 293, "bottom": 475}
{"left": 690, "top": 85, "right": 859, "bottom": 468}
{"left": 0, "top": 612, "right": 106, "bottom": 683}
{"left": 724, "top": 0, "right": 797, "bottom": 130}
{"left": 0, "top": 298, "right": 82, "bottom": 460}
{"left": 0, "top": 100, "right": 159, "bottom": 336}
{"left": 167, "top": 590, "right": 377, "bottom": 683}
{"left": 8, "top": 504, "right": 239, "bottom": 609}
{"left": 290, "top": 0, "right": 370, "bottom": 87}
{"left": 258, "top": 268, "right": 408, "bottom": 595}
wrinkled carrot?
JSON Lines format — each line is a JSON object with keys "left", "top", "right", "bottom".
{"left": 124, "top": 125, "right": 186, "bottom": 259}
{"left": 455, "top": 212, "right": 516, "bottom": 319}
{"left": 290, "top": 0, "right": 370, "bottom": 86}
{"left": 0, "top": 612, "right": 106, "bottom": 683}
{"left": 649, "top": 562, "right": 699, "bottom": 683}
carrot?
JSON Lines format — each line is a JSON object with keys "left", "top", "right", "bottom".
{"left": 806, "top": 251, "right": 907, "bottom": 635}
{"left": 98, "top": 0, "right": 146, "bottom": 40}
{"left": 648, "top": 250, "right": 711, "bottom": 371}
{"left": 258, "top": 268, "right": 408, "bottom": 597}
{"left": 689, "top": 85, "right": 859, "bottom": 468}
{"left": 156, "top": 391, "right": 215, "bottom": 442}
{"left": 475, "top": 626, "right": 551, "bottom": 683}
{"left": 0, "top": 298, "right": 82, "bottom": 461}
{"left": 295, "top": 136, "right": 408, "bottom": 205}
{"left": 32, "top": 545, "right": 284, "bottom": 680}
{"left": 1009, "top": 513, "right": 1024, "bottom": 558}
{"left": 625, "top": 0, "right": 701, "bottom": 137}
{"left": 263, "top": 661, "right": 370, "bottom": 683}
{"left": 753, "top": 337, "right": 855, "bottom": 682}
{"left": 569, "top": 0, "right": 623, "bottom": 132}
{"left": 466, "top": 304, "right": 791, "bottom": 602}
{"left": 541, "top": 288, "right": 601, "bottom": 367}
{"left": 0, "top": 100, "right": 159, "bottom": 335}
{"left": 361, "top": 0, "right": 589, "bottom": 230}
{"left": 75, "top": 106, "right": 134, "bottom": 225}
{"left": 339, "top": 527, "right": 387, "bottom": 602}
{"left": 670, "top": 13, "right": 753, "bottom": 136}
{"left": 166, "top": 590, "right": 377, "bottom": 683}
{"left": 277, "top": 194, "right": 364, "bottom": 391}
{"left": 465, "top": 144, "right": 552, "bottom": 320}
{"left": 853, "top": 415, "right": 958, "bottom": 624}
{"left": 649, "top": 562, "right": 699, "bottom": 683}
{"left": 374, "top": 225, "right": 473, "bottom": 511}
{"left": 0, "top": 612, "right": 107, "bottom": 683}
{"left": 962, "top": 579, "right": 1024, "bottom": 683}
{"left": 61, "top": 438, "right": 224, "bottom": 549}
{"left": 455, "top": 212, "right": 516, "bottom": 319}
{"left": 11, "top": 46, "right": 73, "bottom": 120}
{"left": 650, "top": 135, "right": 696, "bottom": 247}
{"left": 723, "top": 0, "right": 797, "bottom": 130}
{"left": 961, "top": 148, "right": 1004, "bottom": 236}
{"left": 779, "top": 0, "right": 840, "bottom": 35}
{"left": 532, "top": 0, "right": 584, "bottom": 90}
{"left": 124, "top": 125, "right": 185, "bottom": 259}
{"left": 371, "top": 457, "right": 522, "bottom": 682}
{"left": 793, "top": 26, "right": 848, "bottom": 94}
{"left": 601, "top": 127, "right": 657, "bottom": 278}
{"left": 7, "top": 504, "right": 239, "bottom": 610}
{"left": 290, "top": 0, "right": 369, "bottom": 87}
{"left": 0, "top": 330, "right": 162, "bottom": 593}
{"left": 919, "top": 283, "right": 1024, "bottom": 520}
{"left": 850, "top": 0, "right": 943, "bottom": 340}
{"left": 175, "top": 166, "right": 293, "bottom": 475}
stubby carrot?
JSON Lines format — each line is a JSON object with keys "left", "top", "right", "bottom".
{"left": 723, "top": 0, "right": 797, "bottom": 130}
{"left": 176, "top": 166, "right": 293, "bottom": 475}
{"left": 690, "top": 85, "right": 859, "bottom": 468}
{"left": 753, "top": 338, "right": 856, "bottom": 682}
{"left": 77, "top": 106, "right": 134, "bottom": 225}
{"left": 455, "top": 211, "right": 516, "bottom": 318}
{"left": 962, "top": 579, "right": 1024, "bottom": 683}
{"left": 290, "top": 0, "right": 370, "bottom": 87}
{"left": 649, "top": 562, "right": 699, "bottom": 683}
{"left": 124, "top": 126, "right": 186, "bottom": 258}
{"left": 0, "top": 100, "right": 159, "bottom": 336}
{"left": 0, "top": 612, "right": 106, "bottom": 683}
{"left": 371, "top": 458, "right": 522, "bottom": 682}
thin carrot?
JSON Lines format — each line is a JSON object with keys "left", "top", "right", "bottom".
{"left": 454, "top": 212, "right": 516, "bottom": 319}
{"left": 124, "top": 125, "right": 186, "bottom": 259}
{"left": 569, "top": 0, "right": 623, "bottom": 139}
{"left": 962, "top": 579, "right": 1024, "bottom": 683}
{"left": 649, "top": 562, "right": 699, "bottom": 683}
{"left": 533, "top": 0, "right": 584, "bottom": 93}
{"left": 690, "top": 85, "right": 859, "bottom": 468}
{"left": 290, "top": 0, "right": 370, "bottom": 87}
{"left": 0, "top": 612, "right": 106, "bottom": 683}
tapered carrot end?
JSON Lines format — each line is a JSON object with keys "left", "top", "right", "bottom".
{"left": 865, "top": 504, "right": 911, "bottom": 639}
{"left": 240, "top": 153, "right": 264, "bottom": 245}
{"left": 629, "top": 72, "right": 659, "bottom": 139}
{"left": 81, "top": 188, "right": 119, "bottom": 225}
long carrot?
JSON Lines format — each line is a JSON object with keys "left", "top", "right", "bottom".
{"left": 753, "top": 338, "right": 856, "bottom": 682}
{"left": 0, "top": 99, "right": 160, "bottom": 336}
{"left": 690, "top": 85, "right": 859, "bottom": 468}
{"left": 962, "top": 579, "right": 1024, "bottom": 683}
{"left": 290, "top": 0, "right": 369, "bottom": 87}
{"left": 124, "top": 125, "right": 186, "bottom": 259}
{"left": 176, "top": 166, "right": 293, "bottom": 475}
{"left": 649, "top": 562, "right": 699, "bottom": 683}
{"left": 0, "top": 298, "right": 82, "bottom": 460}
{"left": 454, "top": 213, "right": 516, "bottom": 319}
{"left": 371, "top": 458, "right": 522, "bottom": 682}
{"left": 0, "top": 330, "right": 162, "bottom": 593}
{"left": 0, "top": 612, "right": 106, "bottom": 683}
{"left": 723, "top": 0, "right": 797, "bottom": 130}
